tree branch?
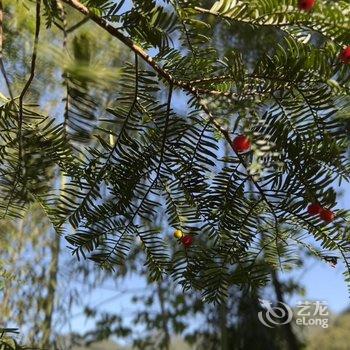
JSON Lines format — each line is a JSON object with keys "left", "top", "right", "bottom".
{"left": 18, "top": 0, "right": 41, "bottom": 161}
{"left": 0, "top": 0, "right": 13, "bottom": 99}
{"left": 61, "top": 0, "right": 277, "bottom": 222}
{"left": 60, "top": 0, "right": 241, "bottom": 100}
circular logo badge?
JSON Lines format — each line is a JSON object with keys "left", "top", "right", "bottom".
{"left": 258, "top": 299, "right": 293, "bottom": 328}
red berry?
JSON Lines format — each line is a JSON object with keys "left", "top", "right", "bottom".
{"left": 339, "top": 47, "right": 350, "bottom": 64}
{"left": 320, "top": 209, "right": 335, "bottom": 223}
{"left": 298, "top": 0, "right": 316, "bottom": 11}
{"left": 232, "top": 135, "right": 251, "bottom": 153}
{"left": 181, "top": 235, "right": 193, "bottom": 248}
{"left": 307, "top": 203, "right": 322, "bottom": 216}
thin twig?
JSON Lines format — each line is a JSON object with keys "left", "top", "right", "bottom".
{"left": 69, "top": 53, "right": 140, "bottom": 227}
{"left": 56, "top": 0, "right": 69, "bottom": 135}
{"left": 189, "top": 75, "right": 235, "bottom": 85}
{"left": 66, "top": 17, "right": 89, "bottom": 33}
{"left": 101, "top": 83, "right": 174, "bottom": 265}
{"left": 62, "top": 0, "right": 272, "bottom": 103}
{"left": 172, "top": 0, "right": 196, "bottom": 57}
{"left": 0, "top": 0, "right": 13, "bottom": 99}
{"left": 2, "top": 0, "right": 41, "bottom": 218}
{"left": 195, "top": 94, "right": 277, "bottom": 216}
{"left": 57, "top": 0, "right": 67, "bottom": 49}
{"left": 18, "top": 0, "right": 41, "bottom": 161}
{"left": 60, "top": 0, "right": 235, "bottom": 99}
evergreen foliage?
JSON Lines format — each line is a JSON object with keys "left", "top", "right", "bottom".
{"left": 0, "top": 328, "right": 32, "bottom": 350}
{"left": 1, "top": 0, "right": 350, "bottom": 302}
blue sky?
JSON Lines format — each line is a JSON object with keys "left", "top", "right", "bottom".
{"left": 285, "top": 181, "right": 350, "bottom": 314}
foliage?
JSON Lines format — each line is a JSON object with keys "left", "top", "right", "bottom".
{"left": 0, "top": 0, "right": 350, "bottom": 306}
{"left": 307, "top": 309, "right": 350, "bottom": 350}
{"left": 69, "top": 208, "right": 312, "bottom": 349}
{"left": 0, "top": 3, "right": 126, "bottom": 347}
{"left": 0, "top": 329, "right": 34, "bottom": 350}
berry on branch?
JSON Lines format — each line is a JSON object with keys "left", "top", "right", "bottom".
{"left": 339, "top": 46, "right": 350, "bottom": 64}
{"left": 307, "top": 203, "right": 322, "bottom": 216}
{"left": 298, "top": 0, "right": 316, "bottom": 11}
{"left": 320, "top": 209, "right": 335, "bottom": 223}
{"left": 174, "top": 229, "right": 184, "bottom": 239}
{"left": 181, "top": 235, "right": 193, "bottom": 248}
{"left": 232, "top": 135, "right": 251, "bottom": 153}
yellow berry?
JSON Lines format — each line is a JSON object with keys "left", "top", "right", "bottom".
{"left": 173, "top": 229, "right": 184, "bottom": 239}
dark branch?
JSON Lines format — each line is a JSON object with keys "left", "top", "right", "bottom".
{"left": 18, "top": 0, "right": 41, "bottom": 160}
{"left": 0, "top": 0, "right": 13, "bottom": 99}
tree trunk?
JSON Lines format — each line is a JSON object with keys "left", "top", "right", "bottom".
{"left": 41, "top": 234, "right": 60, "bottom": 349}
{"left": 219, "top": 301, "right": 228, "bottom": 350}
{"left": 157, "top": 282, "right": 171, "bottom": 350}
{"left": 1, "top": 220, "right": 24, "bottom": 318}
{"left": 271, "top": 269, "right": 299, "bottom": 350}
